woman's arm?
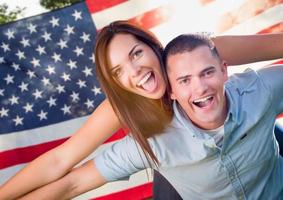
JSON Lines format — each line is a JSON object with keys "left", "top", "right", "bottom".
{"left": 0, "top": 99, "right": 120, "bottom": 200}
{"left": 213, "top": 33, "right": 283, "bottom": 65}
{"left": 18, "top": 160, "right": 106, "bottom": 200}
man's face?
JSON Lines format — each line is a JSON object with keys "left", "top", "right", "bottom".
{"left": 167, "top": 45, "right": 228, "bottom": 130}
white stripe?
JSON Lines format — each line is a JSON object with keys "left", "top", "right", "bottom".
{"left": 0, "top": 116, "right": 89, "bottom": 151}
{"left": 91, "top": 0, "right": 173, "bottom": 30}
{"left": 222, "top": 4, "right": 283, "bottom": 35}
{"left": 0, "top": 164, "right": 27, "bottom": 184}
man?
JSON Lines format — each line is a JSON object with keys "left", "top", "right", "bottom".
{"left": 16, "top": 34, "right": 283, "bottom": 200}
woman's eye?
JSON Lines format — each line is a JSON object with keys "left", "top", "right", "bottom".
{"left": 179, "top": 78, "right": 189, "bottom": 85}
{"left": 132, "top": 49, "right": 142, "bottom": 60}
{"left": 112, "top": 68, "right": 122, "bottom": 78}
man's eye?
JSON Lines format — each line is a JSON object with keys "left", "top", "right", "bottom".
{"left": 132, "top": 49, "right": 142, "bottom": 60}
{"left": 204, "top": 69, "right": 215, "bottom": 77}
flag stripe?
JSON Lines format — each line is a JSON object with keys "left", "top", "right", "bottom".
{"left": 258, "top": 22, "right": 283, "bottom": 34}
{"left": 86, "top": 0, "right": 127, "bottom": 13}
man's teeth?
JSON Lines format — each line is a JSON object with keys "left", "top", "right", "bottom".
{"left": 137, "top": 72, "right": 151, "bottom": 86}
{"left": 193, "top": 96, "right": 212, "bottom": 103}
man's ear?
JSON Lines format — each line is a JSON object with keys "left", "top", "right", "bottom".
{"left": 221, "top": 60, "right": 228, "bottom": 81}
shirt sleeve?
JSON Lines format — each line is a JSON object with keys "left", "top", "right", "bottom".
{"left": 93, "top": 135, "right": 149, "bottom": 182}
{"left": 257, "top": 64, "right": 283, "bottom": 115}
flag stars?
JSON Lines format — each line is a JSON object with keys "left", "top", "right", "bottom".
{"left": 42, "top": 31, "right": 52, "bottom": 42}
{"left": 80, "top": 32, "right": 91, "bottom": 43}
{"left": 0, "top": 89, "right": 4, "bottom": 96}
{"left": 13, "top": 115, "right": 24, "bottom": 126}
{"left": 0, "top": 107, "right": 9, "bottom": 118}
{"left": 67, "top": 59, "right": 77, "bottom": 70}
{"left": 5, "top": 29, "right": 15, "bottom": 40}
{"left": 73, "top": 46, "right": 84, "bottom": 57}
{"left": 23, "top": 103, "right": 34, "bottom": 113}
{"left": 61, "top": 104, "right": 71, "bottom": 115}
{"left": 49, "top": 16, "right": 60, "bottom": 27}
{"left": 72, "top": 9, "right": 82, "bottom": 21}
{"left": 1, "top": 42, "right": 10, "bottom": 52}
{"left": 27, "top": 23, "right": 37, "bottom": 34}
{"left": 27, "top": 70, "right": 36, "bottom": 79}
{"left": 92, "top": 86, "right": 101, "bottom": 95}
{"left": 47, "top": 97, "right": 57, "bottom": 107}
{"left": 57, "top": 39, "right": 68, "bottom": 49}
{"left": 83, "top": 67, "right": 92, "bottom": 77}
{"left": 52, "top": 52, "right": 62, "bottom": 62}
{"left": 4, "top": 74, "right": 14, "bottom": 84}
{"left": 61, "top": 72, "right": 71, "bottom": 82}
{"left": 76, "top": 79, "right": 86, "bottom": 88}
{"left": 30, "top": 57, "right": 40, "bottom": 68}
{"left": 46, "top": 65, "right": 56, "bottom": 75}
{"left": 16, "top": 50, "right": 26, "bottom": 60}
{"left": 36, "top": 45, "right": 46, "bottom": 55}
{"left": 85, "top": 99, "right": 94, "bottom": 109}
{"left": 32, "top": 89, "right": 43, "bottom": 100}
{"left": 18, "top": 82, "right": 29, "bottom": 92}
{"left": 37, "top": 110, "right": 48, "bottom": 121}
{"left": 64, "top": 25, "right": 75, "bottom": 35}
{"left": 11, "top": 63, "right": 20, "bottom": 71}
{"left": 89, "top": 54, "right": 95, "bottom": 64}
{"left": 56, "top": 84, "right": 65, "bottom": 94}
{"left": 0, "top": 57, "right": 5, "bottom": 64}
{"left": 9, "top": 95, "right": 19, "bottom": 105}
{"left": 20, "top": 37, "right": 31, "bottom": 47}
{"left": 70, "top": 91, "right": 80, "bottom": 102}
{"left": 42, "top": 77, "right": 51, "bottom": 86}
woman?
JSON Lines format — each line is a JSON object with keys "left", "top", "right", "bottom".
{"left": 1, "top": 20, "right": 283, "bottom": 200}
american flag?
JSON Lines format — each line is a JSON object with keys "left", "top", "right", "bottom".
{"left": 0, "top": 0, "right": 283, "bottom": 199}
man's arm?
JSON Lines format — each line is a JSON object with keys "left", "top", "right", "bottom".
{"left": 213, "top": 33, "right": 283, "bottom": 66}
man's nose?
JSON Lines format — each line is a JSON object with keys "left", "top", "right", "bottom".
{"left": 192, "top": 78, "right": 208, "bottom": 95}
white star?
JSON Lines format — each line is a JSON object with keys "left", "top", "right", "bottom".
{"left": 84, "top": 99, "right": 94, "bottom": 109}
{"left": 46, "top": 65, "right": 56, "bottom": 75}
{"left": 0, "top": 57, "right": 5, "bottom": 64}
{"left": 83, "top": 66, "right": 93, "bottom": 77}
{"left": 32, "top": 89, "right": 43, "bottom": 100}
{"left": 92, "top": 86, "right": 102, "bottom": 95}
{"left": 66, "top": 59, "right": 77, "bottom": 70}
{"left": 73, "top": 46, "right": 83, "bottom": 57}
{"left": 20, "top": 37, "right": 30, "bottom": 47}
{"left": 11, "top": 63, "right": 20, "bottom": 71}
{"left": 27, "top": 70, "right": 36, "bottom": 79}
{"left": 18, "top": 82, "right": 29, "bottom": 92}
{"left": 0, "top": 107, "right": 9, "bottom": 118}
{"left": 5, "top": 29, "right": 15, "bottom": 40}
{"left": 41, "top": 77, "right": 51, "bottom": 86}
{"left": 1, "top": 42, "right": 10, "bottom": 52}
{"left": 4, "top": 74, "right": 14, "bottom": 84}
{"left": 52, "top": 52, "right": 62, "bottom": 62}
{"left": 70, "top": 91, "right": 80, "bottom": 102}
{"left": 16, "top": 50, "right": 26, "bottom": 60}
{"left": 89, "top": 54, "right": 95, "bottom": 64}
{"left": 80, "top": 32, "right": 91, "bottom": 43}
{"left": 23, "top": 103, "right": 33, "bottom": 113}
{"left": 72, "top": 10, "right": 82, "bottom": 21}
{"left": 49, "top": 16, "right": 60, "bottom": 27}
{"left": 27, "top": 23, "right": 37, "bottom": 33}
{"left": 61, "top": 104, "right": 71, "bottom": 115}
{"left": 13, "top": 115, "right": 24, "bottom": 126}
{"left": 61, "top": 73, "right": 71, "bottom": 82}
{"left": 56, "top": 84, "right": 65, "bottom": 94}
{"left": 42, "top": 31, "right": 52, "bottom": 42}
{"left": 64, "top": 25, "right": 74, "bottom": 35}
{"left": 57, "top": 39, "right": 68, "bottom": 49}
{"left": 9, "top": 95, "right": 19, "bottom": 105}
{"left": 0, "top": 89, "right": 4, "bottom": 96}
{"left": 36, "top": 45, "right": 46, "bottom": 55}
{"left": 76, "top": 79, "right": 86, "bottom": 88}
{"left": 37, "top": 110, "right": 48, "bottom": 121}
{"left": 30, "top": 57, "right": 40, "bottom": 68}
{"left": 47, "top": 97, "right": 57, "bottom": 107}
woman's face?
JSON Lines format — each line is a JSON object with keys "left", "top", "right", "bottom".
{"left": 107, "top": 33, "right": 166, "bottom": 99}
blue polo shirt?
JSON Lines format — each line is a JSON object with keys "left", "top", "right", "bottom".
{"left": 94, "top": 65, "right": 283, "bottom": 200}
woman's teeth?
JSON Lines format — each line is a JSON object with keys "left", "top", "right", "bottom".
{"left": 137, "top": 72, "right": 152, "bottom": 86}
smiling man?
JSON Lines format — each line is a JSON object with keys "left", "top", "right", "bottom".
{"left": 164, "top": 34, "right": 283, "bottom": 199}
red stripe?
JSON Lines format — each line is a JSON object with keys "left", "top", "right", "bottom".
{"left": 86, "top": 0, "right": 128, "bottom": 13}
{"left": 128, "top": 5, "right": 174, "bottom": 30}
{"left": 92, "top": 182, "right": 153, "bottom": 200}
{"left": 258, "top": 22, "right": 283, "bottom": 34}
{"left": 278, "top": 113, "right": 283, "bottom": 119}
{"left": 0, "top": 129, "right": 126, "bottom": 169}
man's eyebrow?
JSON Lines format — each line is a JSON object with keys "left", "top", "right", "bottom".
{"left": 201, "top": 66, "right": 215, "bottom": 73}
{"left": 110, "top": 44, "right": 140, "bottom": 72}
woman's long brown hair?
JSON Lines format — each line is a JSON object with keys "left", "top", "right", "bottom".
{"left": 95, "top": 21, "right": 172, "bottom": 166}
